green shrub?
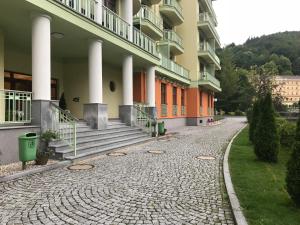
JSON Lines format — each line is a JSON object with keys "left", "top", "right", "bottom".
{"left": 276, "top": 118, "right": 296, "bottom": 148}
{"left": 254, "top": 93, "right": 280, "bottom": 162}
{"left": 286, "top": 116, "right": 300, "bottom": 207}
{"left": 228, "top": 112, "right": 235, "bottom": 116}
{"left": 249, "top": 100, "right": 261, "bottom": 143}
{"left": 235, "top": 109, "right": 244, "bottom": 116}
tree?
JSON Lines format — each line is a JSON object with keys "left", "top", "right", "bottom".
{"left": 286, "top": 109, "right": 300, "bottom": 207}
{"left": 292, "top": 57, "right": 300, "bottom": 75}
{"left": 59, "top": 93, "right": 67, "bottom": 110}
{"left": 249, "top": 100, "right": 260, "bottom": 143}
{"left": 254, "top": 93, "right": 280, "bottom": 162}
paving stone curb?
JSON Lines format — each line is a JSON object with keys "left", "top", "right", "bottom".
{"left": 0, "top": 160, "right": 72, "bottom": 183}
{"left": 223, "top": 124, "right": 249, "bottom": 225}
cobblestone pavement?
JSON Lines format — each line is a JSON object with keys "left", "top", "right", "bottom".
{"left": 0, "top": 117, "right": 246, "bottom": 225}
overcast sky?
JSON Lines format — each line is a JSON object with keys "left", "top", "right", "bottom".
{"left": 213, "top": 0, "right": 300, "bottom": 47}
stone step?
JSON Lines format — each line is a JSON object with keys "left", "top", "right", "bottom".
{"left": 50, "top": 131, "right": 146, "bottom": 150}
{"left": 61, "top": 126, "right": 141, "bottom": 136}
{"left": 55, "top": 134, "right": 150, "bottom": 158}
{"left": 64, "top": 136, "right": 152, "bottom": 161}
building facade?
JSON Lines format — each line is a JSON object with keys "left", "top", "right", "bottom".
{"left": 275, "top": 76, "right": 300, "bottom": 107}
{"left": 0, "top": 0, "right": 221, "bottom": 164}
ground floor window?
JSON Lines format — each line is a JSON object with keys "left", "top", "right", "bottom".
{"left": 173, "top": 87, "right": 177, "bottom": 105}
{"left": 4, "top": 71, "right": 58, "bottom": 100}
{"left": 181, "top": 89, "right": 185, "bottom": 106}
{"left": 199, "top": 90, "right": 203, "bottom": 107}
{"left": 161, "top": 83, "right": 167, "bottom": 104}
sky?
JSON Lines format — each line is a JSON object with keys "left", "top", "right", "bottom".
{"left": 213, "top": 0, "right": 300, "bottom": 46}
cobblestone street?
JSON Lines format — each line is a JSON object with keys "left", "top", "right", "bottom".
{"left": 0, "top": 117, "right": 246, "bottom": 225}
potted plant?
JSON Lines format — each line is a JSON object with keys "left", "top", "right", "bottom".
{"left": 35, "top": 130, "right": 59, "bottom": 165}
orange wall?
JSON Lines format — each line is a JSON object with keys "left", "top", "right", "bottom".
{"left": 155, "top": 78, "right": 188, "bottom": 119}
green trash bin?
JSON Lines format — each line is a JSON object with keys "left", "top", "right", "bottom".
{"left": 158, "top": 122, "right": 165, "bottom": 135}
{"left": 19, "top": 133, "right": 39, "bottom": 163}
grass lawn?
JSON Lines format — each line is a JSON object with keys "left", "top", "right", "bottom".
{"left": 229, "top": 127, "right": 300, "bottom": 225}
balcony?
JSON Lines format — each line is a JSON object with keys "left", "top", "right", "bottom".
{"left": 199, "top": 72, "right": 221, "bottom": 92}
{"left": 198, "top": 42, "right": 221, "bottom": 70}
{"left": 54, "top": 0, "right": 158, "bottom": 57}
{"left": 181, "top": 105, "right": 186, "bottom": 116}
{"left": 159, "top": 56, "right": 190, "bottom": 80}
{"left": 158, "top": 30, "right": 184, "bottom": 55}
{"left": 172, "top": 105, "right": 177, "bottom": 116}
{"left": 198, "top": 13, "right": 221, "bottom": 48}
{"left": 133, "top": 5, "right": 163, "bottom": 40}
{"left": 160, "top": 0, "right": 184, "bottom": 26}
{"left": 199, "top": 0, "right": 217, "bottom": 22}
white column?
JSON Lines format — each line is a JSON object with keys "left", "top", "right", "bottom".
{"left": 121, "top": 0, "right": 133, "bottom": 41}
{"left": 95, "top": 0, "right": 103, "bottom": 24}
{"left": 89, "top": 40, "right": 103, "bottom": 103}
{"left": 122, "top": 55, "right": 133, "bottom": 105}
{"left": 147, "top": 66, "right": 156, "bottom": 107}
{"left": 32, "top": 14, "right": 51, "bottom": 100}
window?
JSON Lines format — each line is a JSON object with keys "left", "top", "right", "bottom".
{"left": 173, "top": 87, "right": 177, "bottom": 105}
{"left": 199, "top": 90, "right": 203, "bottom": 107}
{"left": 4, "top": 71, "right": 58, "bottom": 100}
{"left": 181, "top": 89, "right": 185, "bottom": 106}
{"left": 161, "top": 83, "right": 167, "bottom": 104}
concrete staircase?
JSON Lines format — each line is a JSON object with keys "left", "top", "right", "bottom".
{"left": 49, "top": 120, "right": 152, "bottom": 160}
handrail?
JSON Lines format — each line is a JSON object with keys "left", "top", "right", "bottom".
{"left": 163, "top": 30, "right": 183, "bottom": 47}
{"left": 163, "top": 0, "right": 183, "bottom": 17}
{"left": 133, "top": 104, "right": 155, "bottom": 136}
{"left": 50, "top": 103, "right": 77, "bottom": 156}
{"left": 161, "top": 56, "right": 190, "bottom": 79}
{"left": 200, "top": 71, "right": 221, "bottom": 87}
{"left": 199, "top": 42, "right": 220, "bottom": 64}
{"left": 135, "top": 5, "right": 163, "bottom": 30}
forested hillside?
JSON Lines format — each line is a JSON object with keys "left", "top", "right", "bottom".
{"left": 215, "top": 31, "right": 300, "bottom": 113}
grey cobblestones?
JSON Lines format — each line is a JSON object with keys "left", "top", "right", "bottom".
{"left": 0, "top": 118, "right": 245, "bottom": 225}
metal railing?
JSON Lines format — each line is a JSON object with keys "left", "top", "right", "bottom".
{"left": 51, "top": 103, "right": 78, "bottom": 156}
{"left": 55, "top": 0, "right": 158, "bottom": 57}
{"left": 200, "top": 71, "right": 221, "bottom": 88}
{"left": 135, "top": 5, "right": 163, "bottom": 31}
{"left": 0, "top": 90, "right": 32, "bottom": 124}
{"left": 55, "top": 0, "right": 96, "bottom": 20}
{"left": 102, "top": 5, "right": 130, "bottom": 40}
{"left": 133, "top": 27, "right": 157, "bottom": 56}
{"left": 161, "top": 56, "right": 190, "bottom": 79}
{"left": 172, "top": 105, "right": 177, "bottom": 116}
{"left": 161, "top": 104, "right": 168, "bottom": 117}
{"left": 133, "top": 104, "right": 154, "bottom": 136}
{"left": 198, "top": 12, "right": 220, "bottom": 41}
{"left": 162, "top": 0, "right": 183, "bottom": 18}
{"left": 199, "top": 42, "right": 220, "bottom": 64}
{"left": 181, "top": 105, "right": 186, "bottom": 116}
{"left": 163, "top": 30, "right": 183, "bottom": 48}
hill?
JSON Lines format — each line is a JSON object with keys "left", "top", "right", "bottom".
{"left": 223, "top": 31, "right": 300, "bottom": 74}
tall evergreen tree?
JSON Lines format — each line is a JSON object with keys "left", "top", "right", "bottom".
{"left": 254, "top": 93, "right": 280, "bottom": 162}
{"left": 249, "top": 100, "right": 261, "bottom": 143}
{"left": 286, "top": 105, "right": 300, "bottom": 207}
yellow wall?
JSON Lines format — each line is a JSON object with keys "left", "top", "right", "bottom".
{"left": 63, "top": 60, "right": 123, "bottom": 119}
{"left": 0, "top": 30, "right": 4, "bottom": 121}
{"left": 176, "top": 0, "right": 200, "bottom": 85}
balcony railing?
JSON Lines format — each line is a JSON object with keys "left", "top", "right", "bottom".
{"left": 200, "top": 72, "right": 221, "bottom": 88}
{"left": 181, "top": 105, "right": 186, "bottom": 115}
{"left": 162, "top": 0, "right": 183, "bottom": 18}
{"left": 135, "top": 5, "right": 163, "bottom": 31}
{"left": 161, "top": 57, "right": 190, "bottom": 79}
{"left": 55, "top": 0, "right": 158, "bottom": 57}
{"left": 103, "top": 6, "right": 130, "bottom": 40}
{"left": 198, "top": 12, "right": 220, "bottom": 41}
{"left": 161, "top": 104, "right": 168, "bottom": 117}
{"left": 199, "top": 42, "right": 220, "bottom": 65}
{"left": 163, "top": 30, "right": 183, "bottom": 48}
{"left": 0, "top": 90, "right": 32, "bottom": 124}
{"left": 133, "top": 27, "right": 157, "bottom": 56}
{"left": 172, "top": 105, "right": 177, "bottom": 116}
